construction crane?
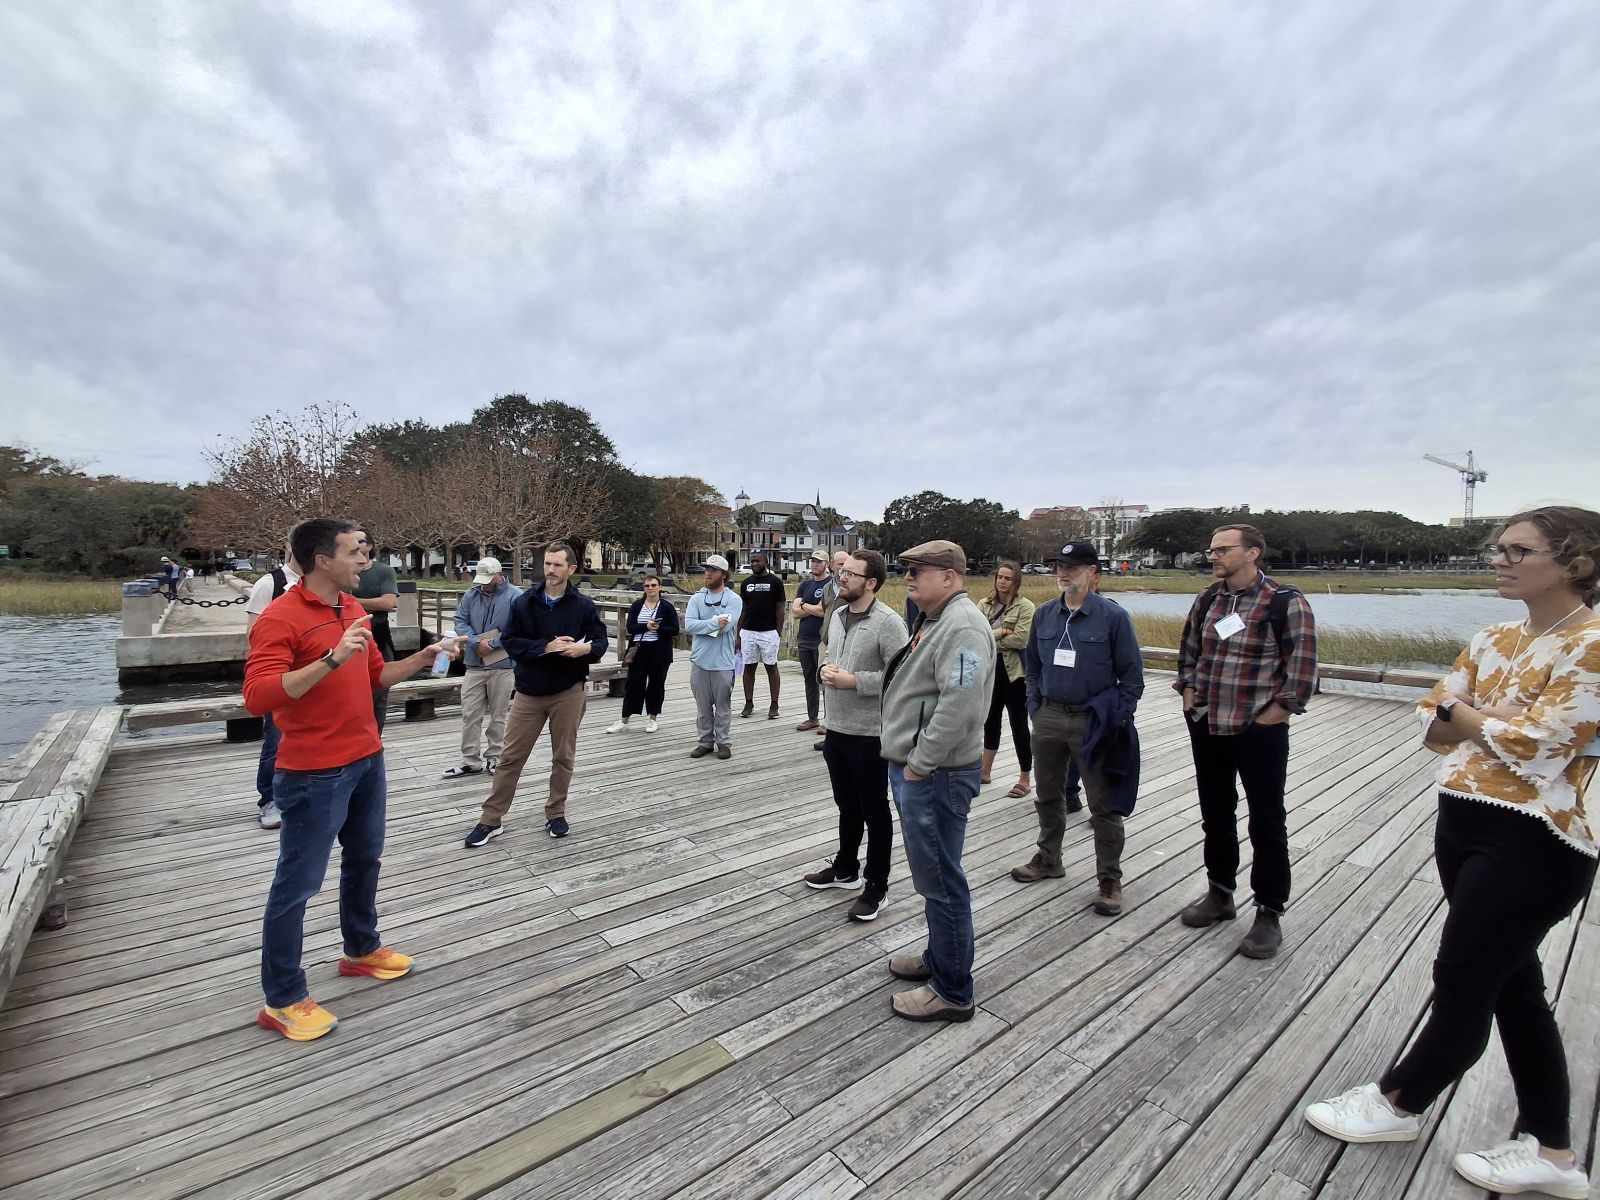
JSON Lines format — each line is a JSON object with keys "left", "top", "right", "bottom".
{"left": 1424, "top": 450, "right": 1489, "bottom": 524}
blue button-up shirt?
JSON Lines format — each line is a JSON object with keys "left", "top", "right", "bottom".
{"left": 1023, "top": 590, "right": 1144, "bottom": 714}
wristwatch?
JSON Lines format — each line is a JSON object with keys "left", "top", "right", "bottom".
{"left": 1437, "top": 698, "right": 1456, "bottom": 723}
{"left": 319, "top": 650, "right": 341, "bottom": 670}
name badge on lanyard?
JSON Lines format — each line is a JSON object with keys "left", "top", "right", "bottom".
{"left": 1215, "top": 612, "right": 1245, "bottom": 640}
{"left": 1054, "top": 648, "right": 1077, "bottom": 668}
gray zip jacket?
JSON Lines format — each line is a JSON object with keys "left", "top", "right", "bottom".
{"left": 820, "top": 599, "right": 910, "bottom": 737}
{"left": 879, "top": 591, "right": 996, "bottom": 776}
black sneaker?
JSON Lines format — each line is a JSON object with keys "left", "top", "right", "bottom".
{"left": 716, "top": 744, "right": 732, "bottom": 760}
{"left": 848, "top": 883, "right": 887, "bottom": 922}
{"left": 464, "top": 823, "right": 502, "bottom": 848}
{"left": 547, "top": 818, "right": 570, "bottom": 839}
{"left": 804, "top": 861, "right": 863, "bottom": 890}
{"left": 767, "top": 705, "right": 779, "bottom": 720}
{"left": 443, "top": 764, "right": 483, "bottom": 779}
{"left": 740, "top": 703, "right": 754, "bottom": 718}
{"left": 485, "top": 758, "right": 497, "bottom": 776}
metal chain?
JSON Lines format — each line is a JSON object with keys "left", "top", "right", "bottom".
{"left": 170, "top": 594, "right": 249, "bottom": 607}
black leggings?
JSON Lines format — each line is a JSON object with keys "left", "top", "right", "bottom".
{"left": 621, "top": 641, "right": 672, "bottom": 718}
{"left": 983, "top": 670, "right": 1032, "bottom": 772}
{"left": 1381, "top": 795, "right": 1596, "bottom": 1148}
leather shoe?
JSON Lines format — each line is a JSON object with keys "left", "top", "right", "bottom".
{"left": 1238, "top": 909, "right": 1282, "bottom": 959}
{"left": 689, "top": 745, "right": 713, "bottom": 759}
{"left": 1010, "top": 852, "right": 1065, "bottom": 883}
{"left": 888, "top": 952, "right": 931, "bottom": 980}
{"left": 715, "top": 744, "right": 732, "bottom": 760}
{"left": 1180, "top": 887, "right": 1237, "bottom": 927}
{"left": 1093, "top": 878, "right": 1123, "bottom": 916}
{"left": 891, "top": 984, "right": 974, "bottom": 1023}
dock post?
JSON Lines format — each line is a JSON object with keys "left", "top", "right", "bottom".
{"left": 121, "top": 581, "right": 156, "bottom": 637}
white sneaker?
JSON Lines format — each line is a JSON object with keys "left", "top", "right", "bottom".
{"left": 645, "top": 717, "right": 658, "bottom": 732}
{"left": 605, "top": 720, "right": 629, "bottom": 734}
{"left": 1453, "top": 1133, "right": 1590, "bottom": 1199}
{"left": 1303, "top": 1083, "right": 1420, "bottom": 1143}
{"left": 258, "top": 801, "right": 283, "bottom": 830}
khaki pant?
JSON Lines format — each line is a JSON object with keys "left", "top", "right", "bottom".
{"left": 1032, "top": 702, "right": 1124, "bottom": 882}
{"left": 479, "top": 684, "right": 586, "bottom": 827}
{"left": 460, "top": 668, "right": 515, "bottom": 769}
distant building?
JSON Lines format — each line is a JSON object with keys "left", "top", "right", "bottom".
{"left": 730, "top": 491, "right": 859, "bottom": 572}
{"left": 1029, "top": 503, "right": 1152, "bottom": 560}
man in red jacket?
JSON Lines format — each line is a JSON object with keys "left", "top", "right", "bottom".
{"left": 245, "top": 517, "right": 459, "bottom": 1041}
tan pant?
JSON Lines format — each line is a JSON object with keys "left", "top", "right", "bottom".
{"left": 460, "top": 668, "right": 515, "bottom": 769}
{"left": 479, "top": 684, "right": 586, "bottom": 827}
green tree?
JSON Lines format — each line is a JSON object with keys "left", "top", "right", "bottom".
{"left": 817, "top": 505, "right": 842, "bottom": 555}
{"left": 654, "top": 477, "right": 724, "bottom": 572}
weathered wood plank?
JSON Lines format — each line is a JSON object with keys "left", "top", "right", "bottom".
{"left": 384, "top": 1040, "right": 736, "bottom": 1200}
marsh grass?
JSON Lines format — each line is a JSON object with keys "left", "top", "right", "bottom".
{"left": 0, "top": 576, "right": 124, "bottom": 617}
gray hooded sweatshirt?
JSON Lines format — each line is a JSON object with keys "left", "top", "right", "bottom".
{"left": 819, "top": 598, "right": 910, "bottom": 737}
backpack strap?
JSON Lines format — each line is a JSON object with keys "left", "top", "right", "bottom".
{"left": 270, "top": 567, "right": 287, "bottom": 600}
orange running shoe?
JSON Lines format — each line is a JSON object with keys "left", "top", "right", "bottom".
{"left": 257, "top": 997, "right": 338, "bottom": 1041}
{"left": 338, "top": 946, "right": 413, "bottom": 980}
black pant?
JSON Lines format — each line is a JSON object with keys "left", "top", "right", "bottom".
{"left": 1185, "top": 714, "right": 1291, "bottom": 913}
{"left": 821, "top": 731, "right": 893, "bottom": 888}
{"left": 984, "top": 670, "right": 1032, "bottom": 772}
{"left": 1381, "top": 795, "right": 1596, "bottom": 1148}
{"left": 798, "top": 644, "right": 821, "bottom": 722}
{"left": 371, "top": 620, "right": 395, "bottom": 732}
{"left": 621, "top": 641, "right": 671, "bottom": 718}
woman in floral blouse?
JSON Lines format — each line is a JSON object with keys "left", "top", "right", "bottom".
{"left": 1305, "top": 505, "right": 1600, "bottom": 1199}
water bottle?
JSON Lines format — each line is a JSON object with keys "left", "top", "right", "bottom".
{"left": 432, "top": 643, "right": 452, "bottom": 676}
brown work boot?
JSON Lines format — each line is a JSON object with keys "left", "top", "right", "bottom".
{"left": 888, "top": 952, "right": 932, "bottom": 980}
{"left": 891, "top": 984, "right": 974, "bottom": 1023}
{"left": 1093, "top": 878, "right": 1123, "bottom": 916}
{"left": 1238, "top": 909, "right": 1283, "bottom": 959}
{"left": 1180, "top": 887, "right": 1237, "bottom": 927}
{"left": 1010, "top": 852, "right": 1065, "bottom": 883}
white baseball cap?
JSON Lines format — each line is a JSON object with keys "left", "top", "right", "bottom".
{"left": 473, "top": 556, "right": 503, "bottom": 583}
{"left": 702, "top": 554, "right": 731, "bottom": 572}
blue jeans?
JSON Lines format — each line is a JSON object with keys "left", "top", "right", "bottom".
{"left": 255, "top": 713, "right": 280, "bottom": 807}
{"left": 889, "top": 761, "right": 981, "bottom": 1007}
{"left": 261, "top": 751, "right": 386, "bottom": 1007}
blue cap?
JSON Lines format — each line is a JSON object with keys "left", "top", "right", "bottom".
{"left": 1049, "top": 542, "right": 1099, "bottom": 567}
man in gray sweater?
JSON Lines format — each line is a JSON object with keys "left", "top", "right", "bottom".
{"left": 879, "top": 540, "right": 995, "bottom": 1022}
{"left": 805, "top": 549, "right": 909, "bottom": 922}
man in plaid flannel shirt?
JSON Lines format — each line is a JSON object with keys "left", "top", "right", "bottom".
{"left": 1174, "top": 522, "right": 1318, "bottom": 960}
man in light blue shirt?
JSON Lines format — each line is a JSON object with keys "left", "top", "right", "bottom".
{"left": 444, "top": 557, "right": 518, "bottom": 778}
{"left": 683, "top": 555, "right": 744, "bottom": 760}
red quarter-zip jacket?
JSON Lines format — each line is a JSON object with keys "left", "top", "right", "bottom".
{"left": 244, "top": 584, "right": 386, "bottom": 771}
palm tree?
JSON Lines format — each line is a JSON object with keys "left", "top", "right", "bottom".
{"left": 735, "top": 503, "right": 762, "bottom": 568}
{"left": 818, "top": 506, "right": 842, "bottom": 557}
{"left": 783, "top": 511, "right": 808, "bottom": 571}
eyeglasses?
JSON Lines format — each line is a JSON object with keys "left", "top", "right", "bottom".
{"left": 1488, "top": 543, "right": 1559, "bottom": 565}
{"left": 904, "top": 565, "right": 949, "bottom": 579}
{"left": 837, "top": 568, "right": 862, "bottom": 581}
{"left": 1204, "top": 545, "right": 1245, "bottom": 558}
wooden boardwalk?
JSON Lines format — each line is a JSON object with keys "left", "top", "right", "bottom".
{"left": 1, "top": 665, "right": 1595, "bottom": 1199}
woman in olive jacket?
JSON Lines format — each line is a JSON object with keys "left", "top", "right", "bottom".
{"left": 978, "top": 562, "right": 1036, "bottom": 797}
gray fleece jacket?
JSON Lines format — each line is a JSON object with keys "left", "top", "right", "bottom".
{"left": 819, "top": 599, "right": 910, "bottom": 737}
{"left": 879, "top": 591, "right": 996, "bottom": 776}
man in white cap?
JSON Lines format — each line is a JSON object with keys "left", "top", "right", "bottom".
{"left": 683, "top": 554, "right": 744, "bottom": 760}
{"left": 443, "top": 556, "right": 518, "bottom": 779}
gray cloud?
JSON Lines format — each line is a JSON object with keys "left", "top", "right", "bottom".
{"left": 2, "top": 1, "right": 1595, "bottom": 524}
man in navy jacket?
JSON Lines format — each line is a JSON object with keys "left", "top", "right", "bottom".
{"left": 1014, "top": 542, "right": 1144, "bottom": 916}
{"left": 463, "top": 542, "right": 607, "bottom": 847}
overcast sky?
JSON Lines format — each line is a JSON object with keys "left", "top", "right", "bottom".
{"left": 2, "top": 1, "right": 1595, "bottom": 526}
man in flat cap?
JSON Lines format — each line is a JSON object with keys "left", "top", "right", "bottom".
{"left": 1015, "top": 542, "right": 1144, "bottom": 917}
{"left": 879, "top": 539, "right": 995, "bottom": 1022}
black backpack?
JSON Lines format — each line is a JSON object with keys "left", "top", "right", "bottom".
{"left": 270, "top": 567, "right": 289, "bottom": 600}
{"left": 1194, "top": 579, "right": 1304, "bottom": 656}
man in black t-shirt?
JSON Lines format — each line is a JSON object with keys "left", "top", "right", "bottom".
{"left": 792, "top": 549, "right": 830, "bottom": 730}
{"left": 737, "top": 551, "right": 786, "bottom": 719}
